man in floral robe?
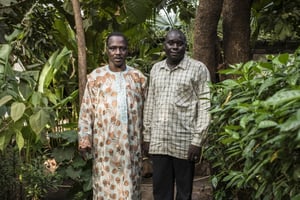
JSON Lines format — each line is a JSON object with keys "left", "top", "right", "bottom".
{"left": 78, "top": 32, "right": 147, "bottom": 200}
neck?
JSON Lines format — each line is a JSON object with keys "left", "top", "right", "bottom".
{"left": 166, "top": 60, "right": 180, "bottom": 69}
{"left": 109, "top": 65, "right": 126, "bottom": 72}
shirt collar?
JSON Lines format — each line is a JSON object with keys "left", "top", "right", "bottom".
{"left": 160, "top": 55, "right": 188, "bottom": 71}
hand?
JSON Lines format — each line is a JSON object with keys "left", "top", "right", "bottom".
{"left": 188, "top": 144, "right": 201, "bottom": 163}
{"left": 142, "top": 142, "right": 150, "bottom": 157}
{"left": 78, "top": 147, "right": 92, "bottom": 161}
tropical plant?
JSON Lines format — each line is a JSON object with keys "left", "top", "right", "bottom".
{"left": 20, "top": 156, "right": 62, "bottom": 200}
{"left": 206, "top": 48, "right": 300, "bottom": 199}
{"left": 251, "top": 0, "right": 300, "bottom": 41}
{"left": 0, "top": 33, "right": 76, "bottom": 199}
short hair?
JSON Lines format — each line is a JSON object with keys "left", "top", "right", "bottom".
{"left": 106, "top": 32, "right": 128, "bottom": 46}
{"left": 165, "top": 29, "right": 187, "bottom": 43}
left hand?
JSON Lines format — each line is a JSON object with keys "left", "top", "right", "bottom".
{"left": 188, "top": 144, "right": 201, "bottom": 163}
{"left": 78, "top": 147, "right": 92, "bottom": 161}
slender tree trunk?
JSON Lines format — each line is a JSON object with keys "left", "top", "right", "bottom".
{"left": 223, "top": 0, "right": 251, "bottom": 66}
{"left": 71, "top": 0, "right": 87, "bottom": 105}
{"left": 193, "top": 0, "right": 224, "bottom": 83}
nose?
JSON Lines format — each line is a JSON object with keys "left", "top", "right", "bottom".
{"left": 115, "top": 48, "right": 121, "bottom": 54}
{"left": 171, "top": 43, "right": 179, "bottom": 49}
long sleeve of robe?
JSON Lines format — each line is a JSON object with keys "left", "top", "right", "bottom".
{"left": 78, "top": 65, "right": 147, "bottom": 200}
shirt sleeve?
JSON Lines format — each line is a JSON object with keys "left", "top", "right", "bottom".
{"left": 191, "top": 64, "right": 211, "bottom": 147}
{"left": 78, "top": 79, "right": 94, "bottom": 149}
{"left": 142, "top": 68, "right": 155, "bottom": 142}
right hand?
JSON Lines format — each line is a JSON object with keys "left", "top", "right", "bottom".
{"left": 78, "top": 147, "right": 92, "bottom": 161}
{"left": 142, "top": 142, "right": 150, "bottom": 157}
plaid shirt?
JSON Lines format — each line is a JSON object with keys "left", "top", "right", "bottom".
{"left": 143, "top": 56, "right": 211, "bottom": 159}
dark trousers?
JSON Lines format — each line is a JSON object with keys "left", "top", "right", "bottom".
{"left": 151, "top": 155, "right": 195, "bottom": 200}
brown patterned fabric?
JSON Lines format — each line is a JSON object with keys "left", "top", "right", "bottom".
{"left": 78, "top": 65, "right": 147, "bottom": 199}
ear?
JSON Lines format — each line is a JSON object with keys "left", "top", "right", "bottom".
{"left": 163, "top": 42, "right": 167, "bottom": 51}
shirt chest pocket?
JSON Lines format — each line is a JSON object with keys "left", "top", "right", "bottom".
{"left": 174, "top": 84, "right": 193, "bottom": 108}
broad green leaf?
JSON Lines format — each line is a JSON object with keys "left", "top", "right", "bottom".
{"left": 225, "top": 128, "right": 240, "bottom": 139}
{"left": 211, "top": 176, "right": 218, "bottom": 188}
{"left": 280, "top": 110, "right": 300, "bottom": 132}
{"left": 52, "top": 147, "right": 74, "bottom": 162}
{"left": 0, "top": 134, "right": 5, "bottom": 151}
{"left": 15, "top": 130, "right": 24, "bottom": 151}
{"left": 287, "top": 73, "right": 299, "bottom": 86}
{"left": 11, "top": 102, "right": 26, "bottom": 122}
{"left": 48, "top": 130, "right": 77, "bottom": 143}
{"left": 38, "top": 49, "right": 60, "bottom": 93}
{"left": 257, "top": 62, "right": 273, "bottom": 71}
{"left": 223, "top": 171, "right": 239, "bottom": 182}
{"left": 31, "top": 92, "right": 42, "bottom": 107}
{"left": 45, "top": 91, "right": 58, "bottom": 105}
{"left": 264, "top": 90, "right": 300, "bottom": 107}
{"left": 38, "top": 62, "right": 54, "bottom": 93}
{"left": 255, "top": 182, "right": 267, "bottom": 199}
{"left": 243, "top": 139, "right": 256, "bottom": 157}
{"left": 220, "top": 137, "right": 238, "bottom": 145}
{"left": 71, "top": 157, "right": 86, "bottom": 168}
{"left": 246, "top": 160, "right": 269, "bottom": 182}
{"left": 258, "top": 78, "right": 280, "bottom": 96}
{"left": 83, "top": 178, "right": 92, "bottom": 192}
{"left": 221, "top": 79, "right": 240, "bottom": 88}
{"left": 226, "top": 173, "right": 245, "bottom": 188}
{"left": 65, "top": 165, "right": 81, "bottom": 180}
{"left": 240, "top": 115, "right": 254, "bottom": 129}
{"left": 29, "top": 109, "right": 50, "bottom": 135}
{"left": 265, "top": 134, "right": 285, "bottom": 145}
{"left": 0, "top": 44, "right": 12, "bottom": 63}
{"left": 51, "top": 47, "right": 71, "bottom": 69}
{"left": 272, "top": 53, "right": 289, "bottom": 65}
{"left": 258, "top": 120, "right": 277, "bottom": 129}
{"left": 0, "top": 131, "right": 13, "bottom": 151}
{"left": 53, "top": 17, "right": 76, "bottom": 50}
{"left": 0, "top": 95, "right": 12, "bottom": 106}
{"left": 18, "top": 81, "right": 33, "bottom": 100}
{"left": 38, "top": 48, "right": 72, "bottom": 93}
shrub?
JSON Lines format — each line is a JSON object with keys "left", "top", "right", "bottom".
{"left": 206, "top": 48, "right": 300, "bottom": 199}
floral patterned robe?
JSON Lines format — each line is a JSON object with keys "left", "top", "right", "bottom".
{"left": 78, "top": 65, "right": 147, "bottom": 200}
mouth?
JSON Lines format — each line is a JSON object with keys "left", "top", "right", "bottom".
{"left": 114, "top": 57, "right": 123, "bottom": 62}
{"left": 170, "top": 52, "right": 179, "bottom": 56}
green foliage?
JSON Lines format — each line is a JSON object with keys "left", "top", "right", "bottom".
{"left": 48, "top": 130, "right": 93, "bottom": 199}
{"left": 0, "top": 146, "right": 22, "bottom": 200}
{"left": 252, "top": 0, "right": 300, "bottom": 41}
{"left": 0, "top": 40, "right": 74, "bottom": 154}
{"left": 206, "top": 48, "right": 300, "bottom": 199}
{"left": 20, "top": 156, "right": 62, "bottom": 200}
{"left": 0, "top": 29, "right": 78, "bottom": 198}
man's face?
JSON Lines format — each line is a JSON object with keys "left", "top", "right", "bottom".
{"left": 106, "top": 36, "right": 128, "bottom": 69}
{"left": 163, "top": 31, "right": 186, "bottom": 64}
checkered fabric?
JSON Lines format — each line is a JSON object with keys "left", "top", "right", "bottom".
{"left": 143, "top": 56, "right": 211, "bottom": 160}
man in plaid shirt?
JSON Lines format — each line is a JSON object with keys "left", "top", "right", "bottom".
{"left": 143, "top": 29, "right": 211, "bottom": 200}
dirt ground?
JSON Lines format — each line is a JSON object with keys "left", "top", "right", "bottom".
{"left": 141, "top": 175, "right": 213, "bottom": 200}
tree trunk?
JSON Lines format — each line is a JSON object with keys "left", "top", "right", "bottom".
{"left": 223, "top": 0, "right": 251, "bottom": 67}
{"left": 71, "top": 0, "right": 87, "bottom": 105}
{"left": 193, "top": 0, "right": 224, "bottom": 83}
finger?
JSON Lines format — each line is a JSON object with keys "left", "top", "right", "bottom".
{"left": 188, "top": 154, "right": 194, "bottom": 161}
